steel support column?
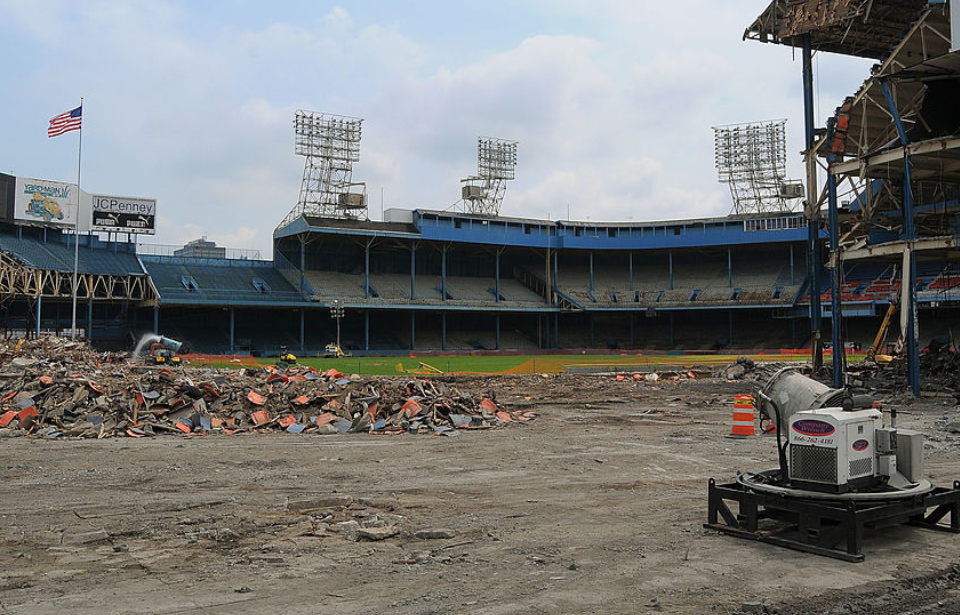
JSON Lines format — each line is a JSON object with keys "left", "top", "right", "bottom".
{"left": 229, "top": 308, "right": 235, "bottom": 354}
{"left": 802, "top": 34, "right": 823, "bottom": 370}
{"left": 790, "top": 244, "right": 795, "bottom": 285}
{"left": 554, "top": 312, "right": 559, "bottom": 349}
{"left": 668, "top": 251, "right": 674, "bottom": 290}
{"left": 35, "top": 296, "right": 41, "bottom": 338}
{"left": 494, "top": 252, "right": 500, "bottom": 303}
{"left": 827, "top": 161, "right": 844, "bottom": 388}
{"left": 881, "top": 81, "right": 909, "bottom": 144}
{"left": 299, "top": 308, "right": 304, "bottom": 353}
{"left": 299, "top": 237, "right": 306, "bottom": 294}
{"left": 153, "top": 305, "right": 159, "bottom": 334}
{"left": 629, "top": 253, "right": 634, "bottom": 291}
{"left": 552, "top": 251, "right": 559, "bottom": 293}
{"left": 410, "top": 311, "right": 415, "bottom": 350}
{"left": 728, "top": 247, "right": 733, "bottom": 288}
{"left": 545, "top": 243, "right": 552, "bottom": 306}
{"left": 589, "top": 252, "right": 594, "bottom": 294}
{"left": 410, "top": 243, "right": 416, "bottom": 300}
{"left": 904, "top": 158, "right": 921, "bottom": 396}
{"left": 364, "top": 243, "right": 370, "bottom": 299}
{"left": 365, "top": 310, "right": 369, "bottom": 351}
{"left": 881, "top": 78, "right": 920, "bottom": 396}
{"left": 441, "top": 249, "right": 447, "bottom": 301}
{"left": 495, "top": 313, "right": 500, "bottom": 350}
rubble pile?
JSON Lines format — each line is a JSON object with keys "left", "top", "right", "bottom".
{"left": 847, "top": 352, "right": 960, "bottom": 397}
{"left": 0, "top": 337, "right": 535, "bottom": 439}
{"left": 717, "top": 356, "right": 757, "bottom": 380}
{"left": 716, "top": 357, "right": 787, "bottom": 382}
{"left": 920, "top": 352, "right": 960, "bottom": 393}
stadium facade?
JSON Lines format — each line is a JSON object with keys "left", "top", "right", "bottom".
{"left": 0, "top": 175, "right": 955, "bottom": 356}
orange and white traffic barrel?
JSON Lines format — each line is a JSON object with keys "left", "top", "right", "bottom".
{"left": 729, "top": 394, "right": 756, "bottom": 438}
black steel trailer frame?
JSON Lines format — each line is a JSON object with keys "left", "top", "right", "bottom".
{"left": 705, "top": 477, "right": 960, "bottom": 562}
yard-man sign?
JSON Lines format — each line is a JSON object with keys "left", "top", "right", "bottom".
{"left": 14, "top": 177, "right": 78, "bottom": 227}
{"left": 91, "top": 195, "right": 156, "bottom": 235}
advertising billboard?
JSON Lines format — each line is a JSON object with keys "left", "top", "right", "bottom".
{"left": 90, "top": 194, "right": 156, "bottom": 234}
{"left": 13, "top": 177, "right": 78, "bottom": 227}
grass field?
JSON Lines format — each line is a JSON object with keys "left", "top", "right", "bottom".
{"left": 186, "top": 352, "right": 850, "bottom": 375}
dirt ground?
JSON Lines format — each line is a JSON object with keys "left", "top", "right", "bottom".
{"left": 2, "top": 373, "right": 960, "bottom": 614}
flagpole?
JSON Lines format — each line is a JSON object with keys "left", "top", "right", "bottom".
{"left": 70, "top": 97, "right": 82, "bottom": 341}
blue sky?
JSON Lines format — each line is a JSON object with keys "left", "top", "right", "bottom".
{"left": 0, "top": 1, "right": 872, "bottom": 255}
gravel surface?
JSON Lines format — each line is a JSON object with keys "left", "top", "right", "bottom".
{"left": 1, "top": 373, "right": 959, "bottom": 614}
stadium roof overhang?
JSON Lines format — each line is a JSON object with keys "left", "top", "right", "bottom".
{"left": 815, "top": 4, "right": 960, "bottom": 235}
{"left": 745, "top": 0, "right": 931, "bottom": 59}
{"left": 272, "top": 214, "right": 420, "bottom": 242}
{"left": 272, "top": 208, "right": 816, "bottom": 253}
{"left": 416, "top": 208, "right": 806, "bottom": 228}
{"left": 824, "top": 7, "right": 960, "bottom": 180}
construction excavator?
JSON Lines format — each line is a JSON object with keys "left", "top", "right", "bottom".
{"left": 150, "top": 336, "right": 183, "bottom": 365}
{"left": 867, "top": 299, "right": 900, "bottom": 363}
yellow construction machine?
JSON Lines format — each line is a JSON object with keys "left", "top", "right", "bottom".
{"left": 323, "top": 343, "right": 347, "bottom": 358}
{"left": 867, "top": 300, "right": 899, "bottom": 363}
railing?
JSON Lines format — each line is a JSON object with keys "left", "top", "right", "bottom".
{"left": 514, "top": 266, "right": 581, "bottom": 310}
{"left": 273, "top": 250, "right": 316, "bottom": 296}
{"left": 137, "top": 243, "right": 262, "bottom": 261}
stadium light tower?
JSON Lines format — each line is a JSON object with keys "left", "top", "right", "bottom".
{"left": 713, "top": 119, "right": 801, "bottom": 215}
{"left": 277, "top": 110, "right": 367, "bottom": 230}
{"left": 460, "top": 136, "right": 518, "bottom": 216}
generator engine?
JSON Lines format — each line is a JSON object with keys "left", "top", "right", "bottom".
{"left": 708, "top": 367, "right": 958, "bottom": 562}
{"left": 787, "top": 406, "right": 924, "bottom": 493}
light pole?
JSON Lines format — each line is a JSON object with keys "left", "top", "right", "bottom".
{"left": 330, "top": 299, "right": 345, "bottom": 350}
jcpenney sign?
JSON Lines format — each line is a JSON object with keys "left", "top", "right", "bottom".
{"left": 91, "top": 194, "right": 156, "bottom": 235}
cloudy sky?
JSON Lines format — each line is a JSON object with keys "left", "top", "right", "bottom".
{"left": 0, "top": 1, "right": 873, "bottom": 256}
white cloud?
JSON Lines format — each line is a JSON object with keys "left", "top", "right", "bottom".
{"left": 0, "top": 1, "right": 875, "bottom": 255}
{"left": 323, "top": 6, "right": 352, "bottom": 30}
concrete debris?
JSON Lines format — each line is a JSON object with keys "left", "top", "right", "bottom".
{"left": 287, "top": 495, "right": 353, "bottom": 512}
{"left": 354, "top": 526, "right": 400, "bottom": 541}
{"left": 0, "top": 337, "right": 536, "bottom": 439}
{"left": 62, "top": 529, "right": 110, "bottom": 546}
{"left": 718, "top": 356, "right": 756, "bottom": 380}
{"left": 395, "top": 550, "right": 433, "bottom": 565}
{"left": 330, "top": 520, "right": 361, "bottom": 534}
{"left": 414, "top": 529, "right": 456, "bottom": 540}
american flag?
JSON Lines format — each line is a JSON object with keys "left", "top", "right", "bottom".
{"left": 48, "top": 106, "right": 82, "bottom": 137}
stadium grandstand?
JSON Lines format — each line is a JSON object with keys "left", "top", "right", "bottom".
{"left": 2, "top": 164, "right": 956, "bottom": 358}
